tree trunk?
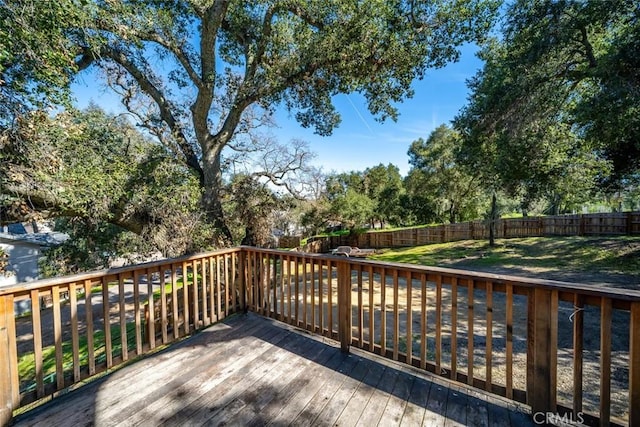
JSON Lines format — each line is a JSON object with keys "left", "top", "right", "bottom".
{"left": 201, "top": 144, "right": 233, "bottom": 244}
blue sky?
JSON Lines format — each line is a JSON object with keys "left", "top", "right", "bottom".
{"left": 72, "top": 44, "right": 482, "bottom": 177}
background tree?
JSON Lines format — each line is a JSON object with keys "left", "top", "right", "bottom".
{"left": 363, "top": 163, "right": 405, "bottom": 228}
{"left": 406, "top": 125, "right": 487, "bottom": 224}
{"left": 1, "top": 0, "right": 501, "bottom": 246}
{"left": 1, "top": 107, "right": 210, "bottom": 274}
{"left": 0, "top": 0, "right": 88, "bottom": 124}
{"left": 454, "top": 0, "right": 636, "bottom": 217}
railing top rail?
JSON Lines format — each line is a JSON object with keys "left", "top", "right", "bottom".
{"left": 0, "top": 247, "right": 241, "bottom": 297}
{"left": 242, "top": 246, "right": 640, "bottom": 302}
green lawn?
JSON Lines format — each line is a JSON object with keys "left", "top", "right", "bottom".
{"left": 370, "top": 236, "right": 640, "bottom": 277}
{"left": 18, "top": 322, "right": 139, "bottom": 394}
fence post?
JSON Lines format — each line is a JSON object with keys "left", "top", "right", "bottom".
{"left": 526, "top": 287, "right": 557, "bottom": 416}
{"left": 337, "top": 260, "right": 352, "bottom": 353}
{"left": 0, "top": 294, "right": 18, "bottom": 426}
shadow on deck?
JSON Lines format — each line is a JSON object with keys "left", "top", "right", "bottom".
{"left": 13, "top": 313, "right": 535, "bottom": 427}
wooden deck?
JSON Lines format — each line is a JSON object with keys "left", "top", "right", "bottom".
{"left": 13, "top": 313, "right": 536, "bottom": 427}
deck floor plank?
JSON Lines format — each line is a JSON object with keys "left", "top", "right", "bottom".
{"left": 378, "top": 369, "right": 415, "bottom": 426}
{"left": 117, "top": 320, "right": 291, "bottom": 426}
{"left": 333, "top": 353, "right": 387, "bottom": 427}
{"left": 354, "top": 365, "right": 397, "bottom": 427}
{"left": 311, "top": 355, "right": 370, "bottom": 426}
{"left": 400, "top": 375, "right": 432, "bottom": 425}
{"left": 13, "top": 313, "right": 535, "bottom": 427}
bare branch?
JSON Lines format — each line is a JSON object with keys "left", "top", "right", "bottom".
{"left": 99, "top": 46, "right": 204, "bottom": 182}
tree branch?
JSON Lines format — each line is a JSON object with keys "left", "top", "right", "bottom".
{"left": 100, "top": 46, "right": 204, "bottom": 183}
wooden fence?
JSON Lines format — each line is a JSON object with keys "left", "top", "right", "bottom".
{"left": 2, "top": 247, "right": 640, "bottom": 425}
{"left": 296, "top": 211, "right": 640, "bottom": 252}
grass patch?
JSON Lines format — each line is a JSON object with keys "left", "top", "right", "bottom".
{"left": 370, "top": 236, "right": 640, "bottom": 276}
{"left": 18, "top": 322, "right": 140, "bottom": 393}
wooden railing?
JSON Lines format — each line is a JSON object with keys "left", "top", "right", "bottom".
{"left": 0, "top": 248, "right": 244, "bottom": 426}
{"left": 243, "top": 247, "right": 640, "bottom": 427}
{"left": 2, "top": 246, "right": 640, "bottom": 426}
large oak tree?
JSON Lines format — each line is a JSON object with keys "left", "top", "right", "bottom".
{"left": 2, "top": 0, "right": 500, "bottom": 244}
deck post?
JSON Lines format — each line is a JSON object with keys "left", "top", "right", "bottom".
{"left": 0, "top": 294, "right": 18, "bottom": 426}
{"left": 526, "top": 287, "right": 557, "bottom": 416}
{"left": 238, "top": 250, "right": 247, "bottom": 312}
{"left": 630, "top": 302, "right": 640, "bottom": 427}
{"left": 337, "top": 260, "right": 352, "bottom": 353}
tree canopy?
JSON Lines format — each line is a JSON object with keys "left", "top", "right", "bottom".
{"left": 454, "top": 0, "right": 638, "bottom": 213}
{"left": 407, "top": 124, "right": 486, "bottom": 223}
{"left": 1, "top": 0, "right": 501, "bottom": 246}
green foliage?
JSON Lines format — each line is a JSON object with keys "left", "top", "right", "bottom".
{"left": 2, "top": 107, "right": 215, "bottom": 275}
{"left": 2, "top": 0, "right": 500, "bottom": 244}
{"left": 328, "top": 188, "right": 376, "bottom": 232}
{"left": 0, "top": 1, "right": 90, "bottom": 124}
{"left": 0, "top": 247, "right": 7, "bottom": 274}
{"left": 363, "top": 164, "right": 405, "bottom": 227}
{"left": 406, "top": 125, "right": 488, "bottom": 223}
{"left": 454, "top": 0, "right": 638, "bottom": 212}
{"left": 223, "top": 174, "right": 282, "bottom": 246}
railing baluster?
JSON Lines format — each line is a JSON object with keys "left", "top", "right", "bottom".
{"left": 357, "top": 267, "right": 363, "bottom": 347}
{"left": 467, "top": 279, "right": 474, "bottom": 386}
{"left": 572, "top": 294, "right": 584, "bottom": 415}
{"left": 147, "top": 269, "right": 155, "bottom": 349}
{"left": 451, "top": 277, "right": 458, "bottom": 380}
{"left": 506, "top": 283, "right": 513, "bottom": 399}
{"left": 118, "top": 275, "right": 128, "bottom": 362}
{"left": 52, "top": 285, "right": 64, "bottom": 390}
{"left": 231, "top": 252, "right": 237, "bottom": 312}
{"left": 380, "top": 268, "right": 387, "bottom": 356}
{"left": 30, "top": 289, "right": 44, "bottom": 397}
{"left": 302, "top": 257, "right": 308, "bottom": 329}
{"left": 182, "top": 261, "right": 190, "bottom": 334}
{"left": 317, "top": 259, "right": 323, "bottom": 332}
{"left": 160, "top": 268, "right": 168, "bottom": 344}
{"left": 133, "top": 271, "right": 142, "bottom": 355}
{"left": 265, "top": 254, "right": 272, "bottom": 317}
{"left": 84, "top": 280, "right": 95, "bottom": 376}
{"left": 393, "top": 269, "right": 399, "bottom": 361}
{"left": 420, "top": 274, "right": 427, "bottom": 370}
{"left": 224, "top": 255, "right": 229, "bottom": 318}
{"left": 485, "top": 281, "right": 493, "bottom": 392}
{"left": 368, "top": 265, "right": 375, "bottom": 352}
{"left": 327, "top": 260, "right": 333, "bottom": 336}
{"left": 0, "top": 293, "right": 18, "bottom": 426}
{"left": 310, "top": 258, "right": 316, "bottom": 333}
{"left": 630, "top": 302, "right": 640, "bottom": 427}
{"left": 294, "top": 258, "right": 300, "bottom": 326}
{"left": 406, "top": 270, "right": 413, "bottom": 365}
{"left": 216, "top": 256, "right": 222, "bottom": 321}
{"left": 600, "top": 297, "right": 612, "bottom": 425}
{"left": 550, "top": 289, "right": 558, "bottom": 411}
{"left": 192, "top": 260, "right": 199, "bottom": 328}
{"left": 435, "top": 275, "right": 442, "bottom": 374}
{"left": 172, "top": 265, "right": 180, "bottom": 340}
{"left": 102, "top": 277, "right": 113, "bottom": 368}
{"left": 69, "top": 282, "right": 80, "bottom": 382}
{"left": 201, "top": 259, "right": 209, "bottom": 326}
